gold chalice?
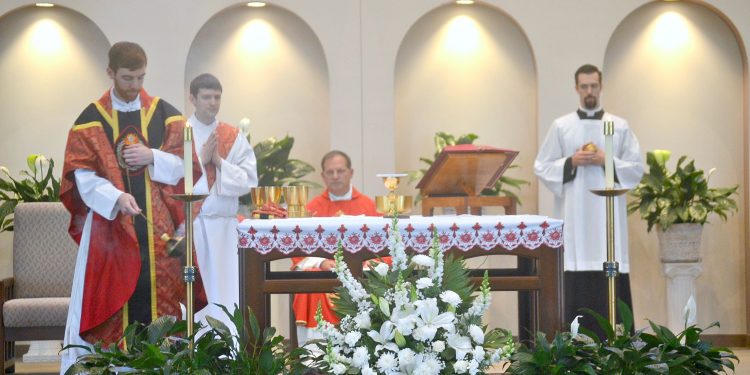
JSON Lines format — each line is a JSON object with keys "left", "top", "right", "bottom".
{"left": 283, "top": 185, "right": 309, "bottom": 218}
{"left": 375, "top": 173, "right": 412, "bottom": 216}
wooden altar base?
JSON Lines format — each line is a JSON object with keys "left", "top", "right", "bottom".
{"left": 239, "top": 244, "right": 564, "bottom": 347}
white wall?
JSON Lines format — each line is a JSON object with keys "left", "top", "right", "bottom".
{"left": 0, "top": 0, "right": 748, "bottom": 336}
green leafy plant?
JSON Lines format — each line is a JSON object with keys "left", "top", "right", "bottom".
{"left": 240, "top": 135, "right": 320, "bottom": 206}
{"left": 407, "top": 131, "right": 529, "bottom": 204}
{"left": 0, "top": 154, "right": 60, "bottom": 232}
{"left": 627, "top": 150, "right": 739, "bottom": 232}
{"left": 64, "top": 305, "right": 311, "bottom": 374}
{"left": 510, "top": 301, "right": 738, "bottom": 374}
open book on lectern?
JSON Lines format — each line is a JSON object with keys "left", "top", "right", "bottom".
{"left": 415, "top": 144, "right": 519, "bottom": 197}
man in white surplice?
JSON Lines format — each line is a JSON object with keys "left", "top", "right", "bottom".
{"left": 188, "top": 73, "right": 258, "bottom": 335}
{"left": 534, "top": 64, "right": 643, "bottom": 336}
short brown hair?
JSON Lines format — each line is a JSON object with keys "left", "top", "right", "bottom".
{"left": 108, "top": 41, "right": 147, "bottom": 71}
{"left": 321, "top": 150, "right": 351, "bottom": 170}
{"left": 574, "top": 64, "right": 601, "bottom": 85}
{"left": 190, "top": 73, "right": 223, "bottom": 97}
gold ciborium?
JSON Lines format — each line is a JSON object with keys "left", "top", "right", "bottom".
{"left": 283, "top": 185, "right": 309, "bottom": 218}
{"left": 375, "top": 173, "right": 412, "bottom": 217}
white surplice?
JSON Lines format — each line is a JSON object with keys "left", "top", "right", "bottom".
{"left": 534, "top": 111, "right": 643, "bottom": 272}
{"left": 189, "top": 114, "right": 258, "bottom": 335}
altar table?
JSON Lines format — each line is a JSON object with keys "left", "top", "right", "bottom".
{"left": 237, "top": 215, "right": 564, "bottom": 342}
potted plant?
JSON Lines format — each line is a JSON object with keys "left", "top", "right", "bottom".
{"left": 64, "top": 305, "right": 312, "bottom": 374}
{"left": 627, "top": 150, "right": 738, "bottom": 262}
{"left": 510, "top": 301, "right": 738, "bottom": 374}
{"left": 0, "top": 154, "right": 60, "bottom": 232}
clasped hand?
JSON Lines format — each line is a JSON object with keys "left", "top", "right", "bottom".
{"left": 572, "top": 146, "right": 604, "bottom": 167}
{"left": 200, "top": 132, "right": 221, "bottom": 168}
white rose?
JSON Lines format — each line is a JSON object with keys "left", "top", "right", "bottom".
{"left": 354, "top": 312, "right": 371, "bottom": 330}
{"left": 453, "top": 360, "right": 470, "bottom": 374}
{"left": 473, "top": 345, "right": 485, "bottom": 360}
{"left": 416, "top": 277, "right": 434, "bottom": 290}
{"left": 345, "top": 331, "right": 362, "bottom": 347}
{"left": 432, "top": 340, "right": 446, "bottom": 352}
{"left": 398, "top": 348, "right": 416, "bottom": 367}
{"left": 411, "top": 254, "right": 434, "bottom": 267}
{"left": 351, "top": 346, "right": 369, "bottom": 368}
{"left": 439, "top": 290, "right": 462, "bottom": 307}
{"left": 373, "top": 262, "right": 390, "bottom": 276}
{"left": 468, "top": 324, "right": 485, "bottom": 344}
{"left": 331, "top": 363, "right": 347, "bottom": 374}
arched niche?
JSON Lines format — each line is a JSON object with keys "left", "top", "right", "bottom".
{"left": 394, "top": 3, "right": 538, "bottom": 216}
{"left": 185, "top": 3, "right": 330, "bottom": 190}
{"left": 394, "top": 2, "right": 537, "bottom": 335}
{"left": 185, "top": 3, "right": 330, "bottom": 338}
{"left": 605, "top": 1, "right": 745, "bottom": 333}
{"left": 0, "top": 5, "right": 109, "bottom": 277}
{"left": 0, "top": 5, "right": 109, "bottom": 177}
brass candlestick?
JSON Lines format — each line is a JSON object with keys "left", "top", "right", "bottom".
{"left": 171, "top": 193, "right": 207, "bottom": 354}
{"left": 590, "top": 187, "right": 629, "bottom": 328}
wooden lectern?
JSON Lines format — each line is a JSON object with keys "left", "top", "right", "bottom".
{"left": 416, "top": 144, "right": 519, "bottom": 216}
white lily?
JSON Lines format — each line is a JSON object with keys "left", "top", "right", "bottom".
{"left": 683, "top": 294, "right": 697, "bottom": 327}
{"left": 412, "top": 298, "right": 455, "bottom": 342}
{"left": 570, "top": 315, "right": 583, "bottom": 338}
{"left": 446, "top": 333, "right": 473, "bottom": 361}
{"left": 367, "top": 321, "right": 399, "bottom": 353}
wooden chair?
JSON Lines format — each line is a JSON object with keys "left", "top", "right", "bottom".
{"left": 0, "top": 202, "right": 77, "bottom": 373}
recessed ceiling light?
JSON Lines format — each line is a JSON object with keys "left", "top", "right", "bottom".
{"left": 35, "top": 3, "right": 55, "bottom": 7}
{"left": 247, "top": 1, "right": 266, "bottom": 7}
{"left": 456, "top": 0, "right": 474, "bottom": 4}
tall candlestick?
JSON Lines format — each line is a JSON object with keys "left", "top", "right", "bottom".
{"left": 184, "top": 122, "right": 193, "bottom": 194}
{"left": 604, "top": 120, "right": 614, "bottom": 189}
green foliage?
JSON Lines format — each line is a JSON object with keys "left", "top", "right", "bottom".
{"left": 407, "top": 131, "right": 529, "bottom": 205}
{"left": 0, "top": 154, "right": 61, "bottom": 232}
{"left": 509, "top": 301, "right": 738, "bottom": 374}
{"left": 64, "top": 305, "right": 310, "bottom": 375}
{"left": 241, "top": 135, "right": 320, "bottom": 206}
{"left": 627, "top": 150, "right": 739, "bottom": 232}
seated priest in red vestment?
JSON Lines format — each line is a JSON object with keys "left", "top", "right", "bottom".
{"left": 291, "top": 150, "right": 381, "bottom": 345}
{"left": 60, "top": 42, "right": 204, "bottom": 373}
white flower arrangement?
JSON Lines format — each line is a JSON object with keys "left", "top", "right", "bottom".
{"left": 311, "top": 217, "right": 515, "bottom": 374}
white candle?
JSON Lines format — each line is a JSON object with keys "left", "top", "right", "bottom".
{"left": 604, "top": 121, "right": 614, "bottom": 189}
{"left": 184, "top": 122, "right": 193, "bottom": 194}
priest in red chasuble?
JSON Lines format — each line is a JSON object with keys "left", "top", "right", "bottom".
{"left": 60, "top": 42, "right": 203, "bottom": 373}
{"left": 292, "top": 150, "right": 383, "bottom": 345}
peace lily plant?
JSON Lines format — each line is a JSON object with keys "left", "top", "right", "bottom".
{"left": 627, "top": 150, "right": 738, "bottom": 232}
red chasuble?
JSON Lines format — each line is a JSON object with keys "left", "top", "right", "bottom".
{"left": 60, "top": 89, "right": 204, "bottom": 344}
{"left": 292, "top": 188, "right": 381, "bottom": 328}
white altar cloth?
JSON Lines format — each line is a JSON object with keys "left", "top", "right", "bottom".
{"left": 237, "top": 215, "right": 563, "bottom": 254}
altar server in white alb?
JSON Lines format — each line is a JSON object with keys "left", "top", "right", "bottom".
{"left": 534, "top": 64, "right": 643, "bottom": 335}
{"left": 189, "top": 73, "right": 258, "bottom": 334}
